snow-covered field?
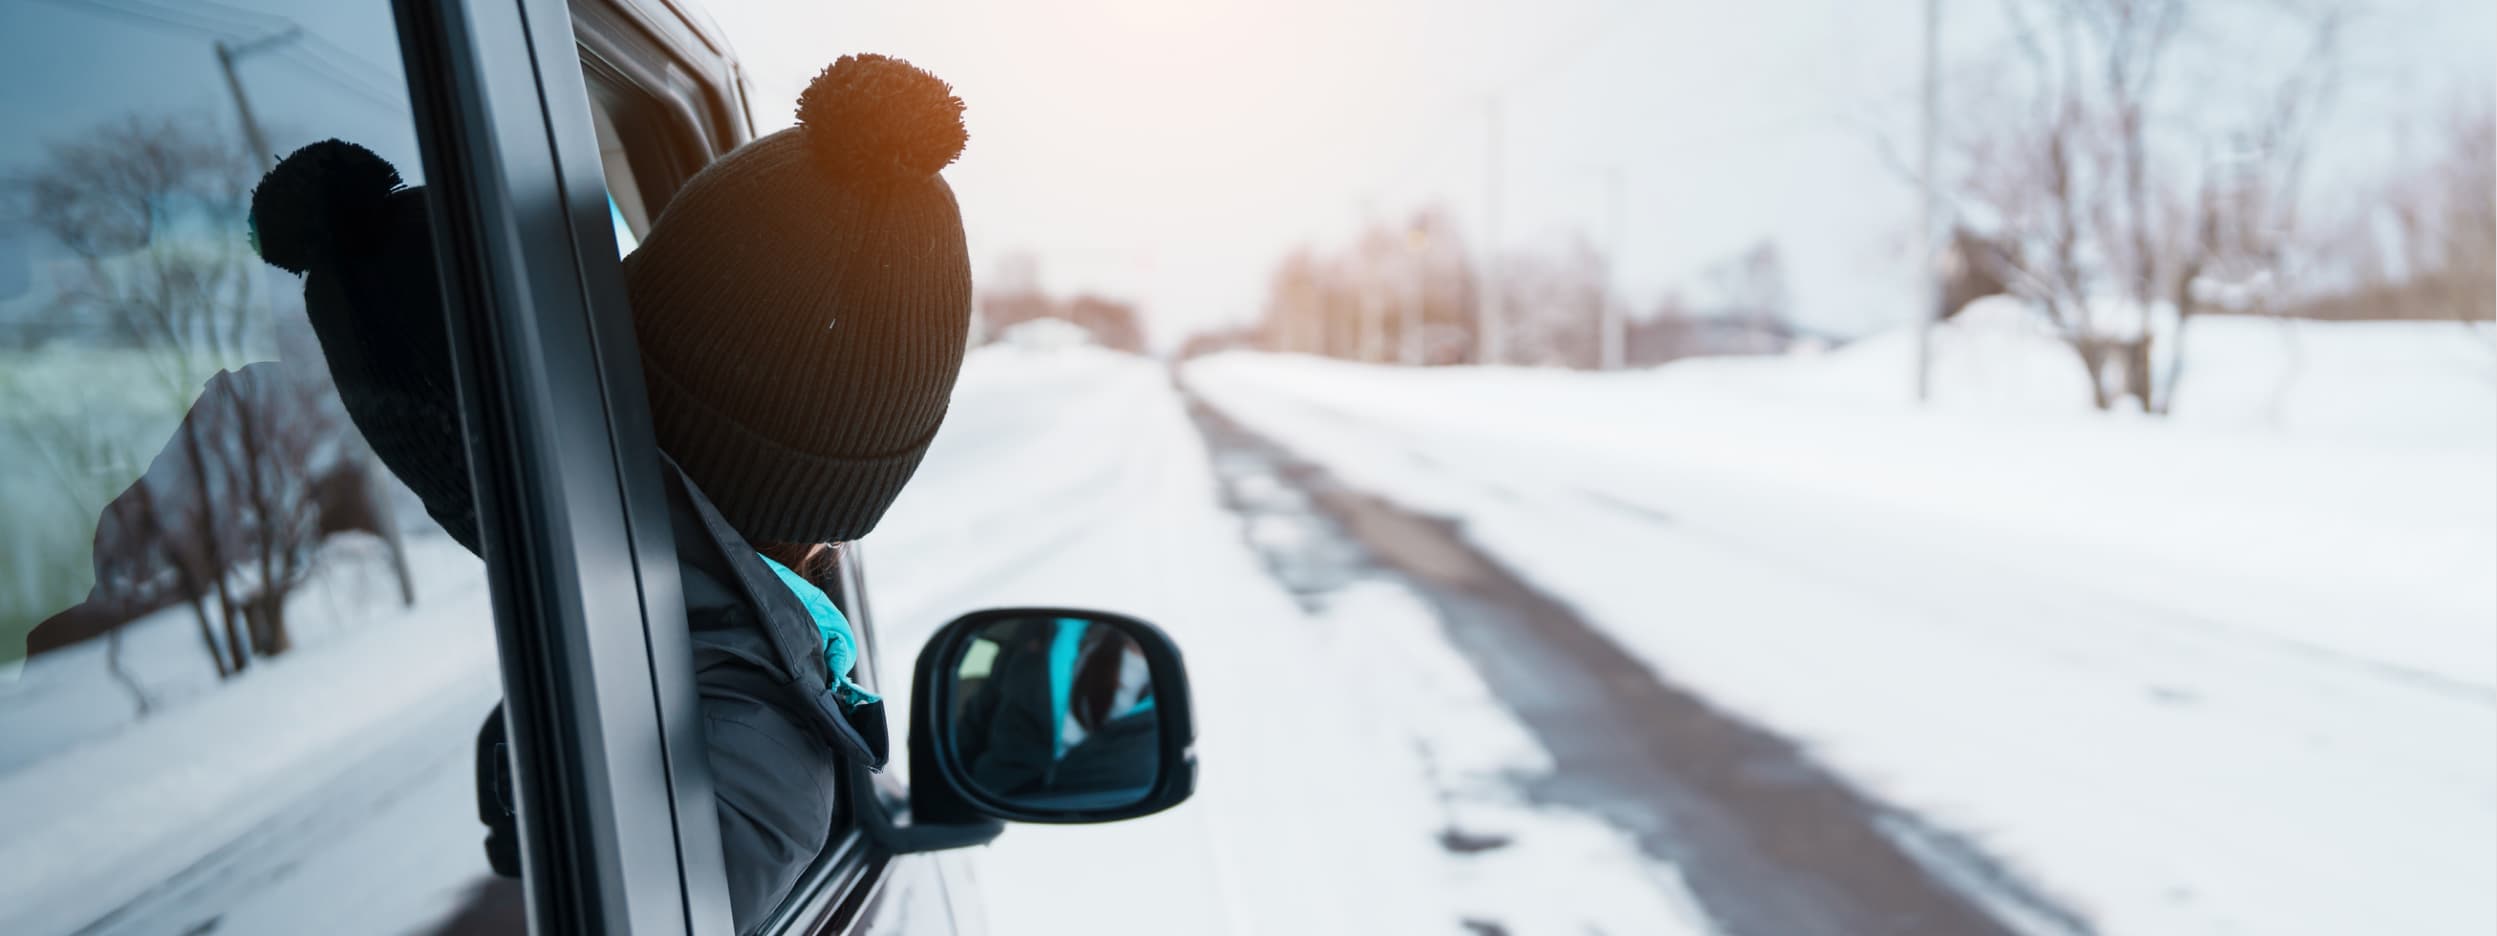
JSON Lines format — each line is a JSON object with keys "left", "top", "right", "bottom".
{"left": 7, "top": 313, "right": 2482, "bottom": 935}
{"left": 1184, "top": 314, "right": 2497, "bottom": 936}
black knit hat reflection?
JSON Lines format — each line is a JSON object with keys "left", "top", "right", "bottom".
{"left": 251, "top": 54, "right": 973, "bottom": 550}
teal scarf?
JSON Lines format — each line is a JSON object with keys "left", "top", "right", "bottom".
{"left": 757, "top": 553, "right": 879, "bottom": 708}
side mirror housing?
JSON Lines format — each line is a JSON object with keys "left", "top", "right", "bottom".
{"left": 906, "top": 608, "right": 1195, "bottom": 828}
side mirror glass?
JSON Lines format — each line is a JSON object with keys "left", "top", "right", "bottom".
{"left": 910, "top": 608, "right": 1194, "bottom": 824}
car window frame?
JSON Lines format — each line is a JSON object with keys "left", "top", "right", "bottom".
{"left": 395, "top": 0, "right": 734, "bottom": 931}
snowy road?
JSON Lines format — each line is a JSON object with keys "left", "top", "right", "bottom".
{"left": 1185, "top": 348, "right": 2497, "bottom": 936}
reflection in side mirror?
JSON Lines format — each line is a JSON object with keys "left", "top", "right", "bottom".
{"left": 909, "top": 608, "right": 1194, "bottom": 827}
{"left": 950, "top": 617, "right": 1161, "bottom": 811}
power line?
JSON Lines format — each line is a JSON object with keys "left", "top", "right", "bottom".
{"left": 30, "top": 0, "right": 229, "bottom": 40}
{"left": 100, "top": 0, "right": 251, "bottom": 35}
{"left": 268, "top": 49, "right": 404, "bottom": 111}
{"left": 36, "top": 0, "right": 406, "bottom": 114}
{"left": 180, "top": 0, "right": 291, "bottom": 29}
{"left": 1350, "top": 0, "right": 1657, "bottom": 202}
{"left": 291, "top": 27, "right": 406, "bottom": 97}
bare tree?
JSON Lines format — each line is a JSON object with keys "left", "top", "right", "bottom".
{"left": 1498, "top": 237, "right": 1608, "bottom": 369}
{"left": 1402, "top": 206, "right": 1482, "bottom": 366}
{"left": 1261, "top": 247, "right": 1325, "bottom": 354}
{"left": 1938, "top": 0, "right": 2345, "bottom": 412}
{"left": 1253, "top": 206, "right": 1480, "bottom": 366}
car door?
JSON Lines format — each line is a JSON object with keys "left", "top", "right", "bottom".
{"left": 0, "top": 0, "right": 720, "bottom": 933}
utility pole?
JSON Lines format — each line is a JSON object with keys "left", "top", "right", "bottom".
{"left": 214, "top": 27, "right": 302, "bottom": 165}
{"left": 1914, "top": 0, "right": 1941, "bottom": 402}
{"left": 1600, "top": 167, "right": 1626, "bottom": 371}
{"left": 1480, "top": 98, "right": 1506, "bottom": 367}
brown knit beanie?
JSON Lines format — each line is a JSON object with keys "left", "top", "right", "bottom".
{"left": 624, "top": 54, "right": 972, "bottom": 544}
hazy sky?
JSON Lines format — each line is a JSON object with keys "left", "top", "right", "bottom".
{"left": 706, "top": 0, "right": 2491, "bottom": 346}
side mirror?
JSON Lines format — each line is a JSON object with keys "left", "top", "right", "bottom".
{"left": 907, "top": 608, "right": 1195, "bottom": 827}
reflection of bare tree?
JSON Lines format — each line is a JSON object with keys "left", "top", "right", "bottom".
{"left": 21, "top": 116, "right": 260, "bottom": 363}
{"left": 199, "top": 364, "right": 336, "bottom": 661}
{"left": 12, "top": 115, "right": 259, "bottom": 675}
{"left": 11, "top": 114, "right": 400, "bottom": 677}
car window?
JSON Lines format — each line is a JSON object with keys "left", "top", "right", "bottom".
{"left": 576, "top": 46, "right": 707, "bottom": 257}
{"left": 0, "top": 2, "right": 515, "bottom": 936}
{"left": 590, "top": 102, "right": 652, "bottom": 254}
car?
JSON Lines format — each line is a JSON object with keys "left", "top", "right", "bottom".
{"left": 0, "top": 0, "right": 1191, "bottom": 934}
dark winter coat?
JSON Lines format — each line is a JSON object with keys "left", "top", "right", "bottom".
{"left": 663, "top": 450, "right": 889, "bottom": 925}
{"left": 477, "top": 453, "right": 886, "bottom": 932}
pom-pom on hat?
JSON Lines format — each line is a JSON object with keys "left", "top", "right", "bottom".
{"left": 796, "top": 53, "right": 967, "bottom": 181}
{"left": 625, "top": 53, "right": 973, "bottom": 545}
{"left": 250, "top": 139, "right": 403, "bottom": 275}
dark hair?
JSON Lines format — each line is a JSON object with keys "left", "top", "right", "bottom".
{"left": 1069, "top": 630, "right": 1133, "bottom": 729}
{"left": 757, "top": 541, "right": 838, "bottom": 584}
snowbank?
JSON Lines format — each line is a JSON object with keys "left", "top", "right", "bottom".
{"left": 1659, "top": 298, "right": 2497, "bottom": 444}
{"left": 1666, "top": 296, "right": 2106, "bottom": 413}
